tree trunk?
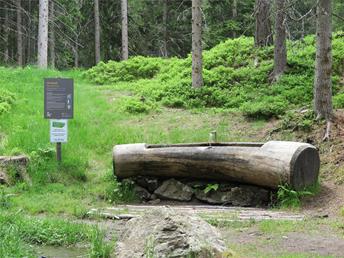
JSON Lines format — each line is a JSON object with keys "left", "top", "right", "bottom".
{"left": 121, "top": 0, "right": 129, "bottom": 60}
{"left": 74, "top": 43, "right": 79, "bottom": 68}
{"left": 162, "top": 0, "right": 168, "bottom": 57}
{"left": 113, "top": 141, "right": 320, "bottom": 190}
{"left": 272, "top": 0, "right": 287, "bottom": 81}
{"left": 254, "top": 0, "right": 273, "bottom": 47}
{"left": 232, "top": 0, "right": 238, "bottom": 38}
{"left": 49, "top": 0, "right": 55, "bottom": 69}
{"left": 94, "top": 0, "right": 101, "bottom": 64}
{"left": 4, "top": 3, "right": 9, "bottom": 63}
{"left": 37, "top": 0, "right": 49, "bottom": 69}
{"left": 26, "top": 0, "right": 31, "bottom": 64}
{"left": 16, "top": 0, "right": 23, "bottom": 67}
{"left": 192, "top": 0, "right": 203, "bottom": 88}
{"left": 314, "top": 0, "right": 333, "bottom": 122}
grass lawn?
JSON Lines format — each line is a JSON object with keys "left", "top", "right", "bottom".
{"left": 0, "top": 67, "right": 272, "bottom": 217}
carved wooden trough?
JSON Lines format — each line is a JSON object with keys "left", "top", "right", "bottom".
{"left": 113, "top": 141, "right": 320, "bottom": 190}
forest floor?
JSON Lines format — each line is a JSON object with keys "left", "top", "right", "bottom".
{"left": 0, "top": 68, "right": 343, "bottom": 257}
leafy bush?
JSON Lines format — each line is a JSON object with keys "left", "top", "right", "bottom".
{"left": 333, "top": 93, "right": 344, "bottom": 108}
{"left": 85, "top": 56, "right": 167, "bottom": 84}
{"left": 276, "top": 185, "right": 313, "bottom": 209}
{"left": 241, "top": 96, "right": 288, "bottom": 118}
{"left": 280, "top": 109, "right": 315, "bottom": 132}
{"left": 85, "top": 34, "right": 344, "bottom": 118}
{"left": 0, "top": 89, "right": 15, "bottom": 115}
{"left": 118, "top": 97, "right": 158, "bottom": 114}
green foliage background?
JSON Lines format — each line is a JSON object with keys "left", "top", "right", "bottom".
{"left": 85, "top": 34, "right": 344, "bottom": 118}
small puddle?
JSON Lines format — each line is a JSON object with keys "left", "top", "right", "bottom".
{"left": 35, "top": 245, "right": 88, "bottom": 258}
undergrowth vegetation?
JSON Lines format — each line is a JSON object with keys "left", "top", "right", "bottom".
{"left": 0, "top": 89, "right": 15, "bottom": 115}
{"left": 85, "top": 34, "right": 344, "bottom": 118}
{"left": 0, "top": 212, "right": 112, "bottom": 257}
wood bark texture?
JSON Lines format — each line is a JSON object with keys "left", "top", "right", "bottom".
{"left": 37, "top": 0, "right": 49, "bottom": 69}
{"left": 232, "top": 0, "right": 238, "bottom": 38}
{"left": 113, "top": 141, "right": 320, "bottom": 190}
{"left": 121, "top": 0, "right": 129, "bottom": 60}
{"left": 254, "top": 0, "right": 272, "bottom": 47}
{"left": 314, "top": 0, "right": 333, "bottom": 120}
{"left": 17, "top": 0, "right": 23, "bottom": 66}
{"left": 4, "top": 2, "right": 9, "bottom": 63}
{"left": 94, "top": 0, "right": 101, "bottom": 64}
{"left": 273, "top": 0, "right": 287, "bottom": 80}
{"left": 49, "top": 0, "right": 55, "bottom": 69}
{"left": 162, "top": 0, "right": 168, "bottom": 57}
{"left": 192, "top": 0, "right": 203, "bottom": 88}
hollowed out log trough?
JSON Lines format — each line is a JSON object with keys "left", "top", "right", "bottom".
{"left": 113, "top": 141, "right": 320, "bottom": 190}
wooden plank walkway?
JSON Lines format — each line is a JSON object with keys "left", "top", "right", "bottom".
{"left": 88, "top": 205, "right": 304, "bottom": 221}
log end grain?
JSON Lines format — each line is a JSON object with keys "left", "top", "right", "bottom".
{"left": 290, "top": 145, "right": 320, "bottom": 190}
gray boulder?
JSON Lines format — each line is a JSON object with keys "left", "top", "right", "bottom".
{"left": 154, "top": 179, "right": 193, "bottom": 201}
{"left": 116, "top": 208, "right": 226, "bottom": 258}
{"left": 195, "top": 185, "right": 270, "bottom": 207}
{"left": 133, "top": 176, "right": 160, "bottom": 192}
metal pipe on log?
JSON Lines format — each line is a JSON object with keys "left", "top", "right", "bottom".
{"left": 113, "top": 141, "right": 320, "bottom": 190}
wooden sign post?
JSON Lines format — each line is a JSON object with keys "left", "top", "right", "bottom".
{"left": 44, "top": 78, "right": 74, "bottom": 163}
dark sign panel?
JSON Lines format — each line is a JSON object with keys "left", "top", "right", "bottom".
{"left": 44, "top": 78, "right": 74, "bottom": 119}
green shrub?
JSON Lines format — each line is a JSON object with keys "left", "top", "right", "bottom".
{"left": 161, "top": 97, "right": 186, "bottom": 108}
{"left": 84, "top": 56, "right": 167, "bottom": 85}
{"left": 0, "top": 89, "right": 15, "bottom": 115}
{"left": 280, "top": 109, "right": 315, "bottom": 132}
{"left": 276, "top": 185, "right": 313, "bottom": 209}
{"left": 118, "top": 97, "right": 158, "bottom": 114}
{"left": 85, "top": 35, "right": 344, "bottom": 118}
{"left": 241, "top": 96, "right": 288, "bottom": 118}
{"left": 333, "top": 93, "right": 344, "bottom": 108}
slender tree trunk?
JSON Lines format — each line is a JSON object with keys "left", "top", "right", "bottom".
{"left": 254, "top": 0, "right": 273, "bottom": 47}
{"left": 16, "top": 0, "right": 23, "bottom": 67}
{"left": 49, "top": 0, "right": 55, "bottom": 69}
{"left": 232, "top": 0, "right": 237, "bottom": 38}
{"left": 192, "top": 0, "right": 203, "bottom": 88}
{"left": 121, "top": 0, "right": 129, "bottom": 60}
{"left": 74, "top": 42, "right": 79, "bottom": 68}
{"left": 37, "top": 0, "right": 49, "bottom": 69}
{"left": 314, "top": 0, "right": 333, "bottom": 124}
{"left": 94, "top": 0, "right": 101, "bottom": 64}
{"left": 27, "top": 0, "right": 31, "bottom": 64}
{"left": 4, "top": 3, "right": 9, "bottom": 63}
{"left": 162, "top": 0, "right": 168, "bottom": 57}
{"left": 272, "top": 0, "right": 287, "bottom": 81}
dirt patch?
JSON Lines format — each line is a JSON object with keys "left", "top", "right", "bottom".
{"left": 220, "top": 220, "right": 344, "bottom": 257}
{"left": 302, "top": 181, "right": 344, "bottom": 217}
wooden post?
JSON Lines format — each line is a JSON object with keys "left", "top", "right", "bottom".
{"left": 56, "top": 142, "right": 62, "bottom": 163}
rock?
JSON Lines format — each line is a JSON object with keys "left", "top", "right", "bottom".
{"left": 230, "top": 185, "right": 270, "bottom": 207}
{"left": 195, "top": 185, "right": 270, "bottom": 207}
{"left": 150, "top": 193, "right": 158, "bottom": 200}
{"left": 195, "top": 189, "right": 232, "bottom": 204}
{"left": 116, "top": 208, "right": 226, "bottom": 258}
{"left": 134, "top": 185, "right": 151, "bottom": 201}
{"left": 0, "top": 170, "right": 8, "bottom": 184}
{"left": 147, "top": 199, "right": 161, "bottom": 205}
{"left": 154, "top": 179, "right": 193, "bottom": 201}
{"left": 0, "top": 155, "right": 30, "bottom": 185}
{"left": 133, "top": 176, "right": 160, "bottom": 192}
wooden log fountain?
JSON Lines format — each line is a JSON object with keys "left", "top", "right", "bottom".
{"left": 113, "top": 141, "right": 320, "bottom": 190}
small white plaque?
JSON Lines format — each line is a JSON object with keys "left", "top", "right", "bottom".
{"left": 50, "top": 119, "right": 68, "bottom": 143}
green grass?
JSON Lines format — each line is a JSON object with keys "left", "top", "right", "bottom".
{"left": 0, "top": 212, "right": 113, "bottom": 257}
{"left": 0, "top": 66, "right": 272, "bottom": 217}
{"left": 258, "top": 220, "right": 313, "bottom": 234}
